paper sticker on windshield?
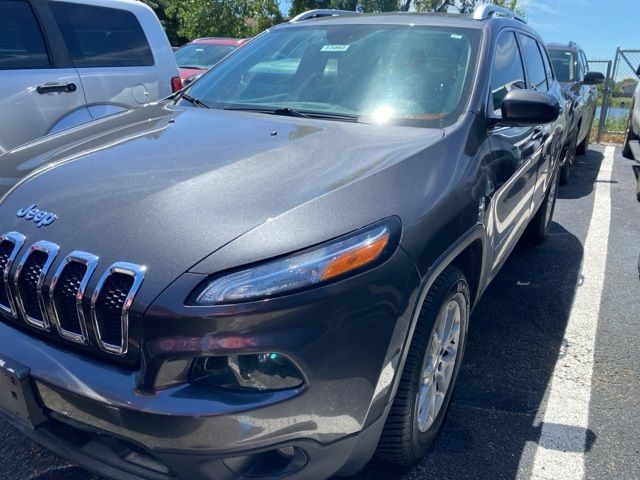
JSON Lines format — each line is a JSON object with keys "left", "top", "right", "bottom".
{"left": 450, "top": 34, "right": 463, "bottom": 40}
{"left": 321, "top": 45, "right": 350, "bottom": 52}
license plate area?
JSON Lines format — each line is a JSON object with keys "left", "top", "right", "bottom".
{"left": 0, "top": 356, "right": 44, "bottom": 428}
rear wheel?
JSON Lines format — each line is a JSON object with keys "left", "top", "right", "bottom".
{"left": 576, "top": 118, "right": 592, "bottom": 155}
{"left": 376, "top": 267, "right": 469, "bottom": 467}
{"left": 525, "top": 170, "right": 559, "bottom": 245}
{"left": 560, "top": 131, "right": 578, "bottom": 185}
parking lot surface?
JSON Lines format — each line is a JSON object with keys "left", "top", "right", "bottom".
{"left": 1, "top": 145, "right": 638, "bottom": 480}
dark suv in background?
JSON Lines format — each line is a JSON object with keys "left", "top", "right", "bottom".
{"left": 0, "top": 6, "right": 566, "bottom": 480}
{"left": 547, "top": 42, "right": 604, "bottom": 183}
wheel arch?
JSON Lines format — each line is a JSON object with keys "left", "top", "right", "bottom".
{"left": 387, "top": 225, "right": 488, "bottom": 408}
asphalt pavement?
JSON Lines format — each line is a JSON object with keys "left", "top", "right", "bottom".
{"left": 1, "top": 145, "right": 638, "bottom": 480}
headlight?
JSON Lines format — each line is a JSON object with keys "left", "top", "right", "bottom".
{"left": 191, "top": 220, "right": 398, "bottom": 305}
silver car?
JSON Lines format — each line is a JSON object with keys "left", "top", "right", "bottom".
{"left": 0, "top": 0, "right": 179, "bottom": 154}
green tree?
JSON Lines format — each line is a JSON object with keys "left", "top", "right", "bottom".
{"left": 288, "top": 0, "right": 522, "bottom": 16}
{"left": 413, "top": 0, "right": 523, "bottom": 14}
{"left": 140, "top": 0, "right": 182, "bottom": 45}
{"left": 167, "top": 0, "right": 282, "bottom": 40}
{"left": 141, "top": 0, "right": 282, "bottom": 44}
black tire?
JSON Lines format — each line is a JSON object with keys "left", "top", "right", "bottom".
{"left": 622, "top": 109, "right": 638, "bottom": 159}
{"left": 576, "top": 119, "right": 592, "bottom": 155}
{"left": 525, "top": 170, "right": 559, "bottom": 245}
{"left": 560, "top": 132, "right": 578, "bottom": 185}
{"left": 376, "top": 266, "right": 469, "bottom": 467}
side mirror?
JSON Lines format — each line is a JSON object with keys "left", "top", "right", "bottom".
{"left": 584, "top": 71, "right": 605, "bottom": 85}
{"left": 183, "top": 73, "right": 203, "bottom": 88}
{"left": 498, "top": 90, "right": 560, "bottom": 126}
{"left": 636, "top": 65, "right": 640, "bottom": 76}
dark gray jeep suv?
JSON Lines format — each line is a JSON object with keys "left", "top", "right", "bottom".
{"left": 0, "top": 6, "right": 566, "bottom": 480}
{"left": 547, "top": 42, "right": 604, "bottom": 183}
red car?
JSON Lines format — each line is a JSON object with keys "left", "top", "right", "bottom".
{"left": 175, "top": 37, "right": 249, "bottom": 81}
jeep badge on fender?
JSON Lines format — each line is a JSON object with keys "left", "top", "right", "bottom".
{"left": 16, "top": 204, "right": 58, "bottom": 227}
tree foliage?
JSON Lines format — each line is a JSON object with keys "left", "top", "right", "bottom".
{"left": 414, "top": 0, "right": 522, "bottom": 14}
{"left": 289, "top": 0, "right": 522, "bottom": 16}
{"left": 141, "top": 0, "right": 282, "bottom": 45}
{"left": 289, "top": 1, "right": 405, "bottom": 15}
{"left": 141, "top": 0, "right": 523, "bottom": 45}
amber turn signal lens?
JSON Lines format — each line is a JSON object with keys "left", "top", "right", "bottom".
{"left": 320, "top": 233, "right": 389, "bottom": 281}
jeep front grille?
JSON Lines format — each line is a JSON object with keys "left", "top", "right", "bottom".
{"left": 0, "top": 232, "right": 145, "bottom": 358}
{"left": 0, "top": 232, "right": 25, "bottom": 316}
{"left": 15, "top": 241, "right": 60, "bottom": 330}
{"left": 91, "top": 262, "right": 145, "bottom": 356}
{"left": 50, "top": 252, "right": 98, "bottom": 344}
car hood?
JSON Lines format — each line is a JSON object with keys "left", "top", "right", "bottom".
{"left": 0, "top": 103, "right": 442, "bottom": 308}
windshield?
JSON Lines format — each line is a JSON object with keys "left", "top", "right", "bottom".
{"left": 549, "top": 49, "right": 577, "bottom": 82}
{"left": 185, "top": 24, "right": 481, "bottom": 127}
{"left": 175, "top": 43, "right": 239, "bottom": 69}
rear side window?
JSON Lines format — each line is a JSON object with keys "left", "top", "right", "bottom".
{"left": 490, "top": 31, "right": 526, "bottom": 115}
{"left": 539, "top": 43, "right": 555, "bottom": 87}
{"left": 518, "top": 34, "right": 548, "bottom": 92}
{"left": 576, "top": 51, "right": 585, "bottom": 80}
{"left": 580, "top": 50, "right": 589, "bottom": 75}
{"left": 50, "top": 1, "right": 154, "bottom": 68}
{"left": 549, "top": 49, "right": 576, "bottom": 82}
{"left": 0, "top": 0, "right": 50, "bottom": 69}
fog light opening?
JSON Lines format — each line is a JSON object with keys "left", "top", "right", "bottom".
{"left": 191, "top": 353, "right": 304, "bottom": 391}
{"left": 222, "top": 446, "right": 308, "bottom": 477}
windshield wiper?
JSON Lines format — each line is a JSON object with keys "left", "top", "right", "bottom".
{"left": 180, "top": 92, "right": 209, "bottom": 109}
{"left": 223, "top": 106, "right": 358, "bottom": 122}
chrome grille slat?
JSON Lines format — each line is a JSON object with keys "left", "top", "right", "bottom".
{"left": 49, "top": 251, "right": 99, "bottom": 344}
{"left": 91, "top": 262, "right": 145, "bottom": 355}
{"left": 0, "top": 232, "right": 143, "bottom": 357}
{"left": 0, "top": 232, "right": 25, "bottom": 317}
{"left": 14, "top": 240, "right": 60, "bottom": 330}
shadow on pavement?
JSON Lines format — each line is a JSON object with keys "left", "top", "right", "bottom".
{"left": 558, "top": 149, "right": 604, "bottom": 200}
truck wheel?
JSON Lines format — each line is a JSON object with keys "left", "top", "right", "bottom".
{"left": 560, "top": 132, "right": 578, "bottom": 185}
{"left": 622, "top": 109, "right": 638, "bottom": 159}
{"left": 525, "top": 171, "right": 559, "bottom": 245}
{"left": 377, "top": 266, "right": 469, "bottom": 467}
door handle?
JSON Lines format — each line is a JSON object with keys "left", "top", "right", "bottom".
{"left": 532, "top": 127, "right": 545, "bottom": 141}
{"left": 37, "top": 83, "right": 77, "bottom": 94}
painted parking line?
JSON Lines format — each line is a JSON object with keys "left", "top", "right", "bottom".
{"left": 527, "top": 146, "right": 615, "bottom": 479}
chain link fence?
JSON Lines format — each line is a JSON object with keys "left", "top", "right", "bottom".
{"left": 592, "top": 48, "right": 640, "bottom": 143}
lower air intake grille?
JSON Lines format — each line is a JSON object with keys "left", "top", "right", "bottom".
{"left": 17, "top": 250, "right": 48, "bottom": 321}
{"left": 53, "top": 262, "right": 87, "bottom": 336}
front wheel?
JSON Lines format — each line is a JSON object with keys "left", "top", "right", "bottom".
{"left": 376, "top": 267, "right": 469, "bottom": 467}
{"left": 525, "top": 171, "right": 559, "bottom": 245}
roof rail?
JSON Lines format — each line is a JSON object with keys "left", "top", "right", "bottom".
{"left": 472, "top": 4, "right": 526, "bottom": 24}
{"left": 289, "top": 9, "right": 359, "bottom": 22}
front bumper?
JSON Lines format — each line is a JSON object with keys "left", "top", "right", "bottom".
{"left": 0, "top": 246, "right": 421, "bottom": 479}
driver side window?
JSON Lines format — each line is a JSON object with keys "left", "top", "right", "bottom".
{"left": 490, "top": 31, "right": 526, "bottom": 116}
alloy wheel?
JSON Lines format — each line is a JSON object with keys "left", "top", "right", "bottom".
{"left": 415, "top": 294, "right": 464, "bottom": 433}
